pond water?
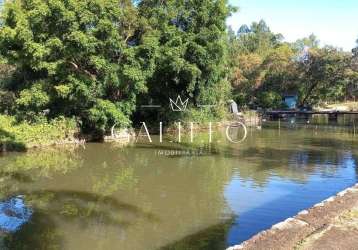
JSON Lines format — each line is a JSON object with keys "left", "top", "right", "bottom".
{"left": 0, "top": 127, "right": 357, "bottom": 250}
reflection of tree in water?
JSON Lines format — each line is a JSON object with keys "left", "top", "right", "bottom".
{"left": 194, "top": 128, "right": 358, "bottom": 187}
{"left": 160, "top": 218, "right": 235, "bottom": 250}
{"left": 355, "top": 154, "right": 358, "bottom": 181}
{"left": 233, "top": 147, "right": 351, "bottom": 186}
{"left": 123, "top": 129, "right": 357, "bottom": 249}
{"left": 63, "top": 143, "right": 235, "bottom": 249}
{"left": 3, "top": 210, "right": 62, "bottom": 250}
{"left": 92, "top": 167, "right": 138, "bottom": 196}
{"left": 0, "top": 148, "right": 82, "bottom": 176}
{"left": 3, "top": 190, "right": 158, "bottom": 250}
{"left": 0, "top": 128, "right": 357, "bottom": 249}
{"left": 121, "top": 141, "right": 236, "bottom": 249}
{"left": 0, "top": 146, "right": 152, "bottom": 250}
{"left": 0, "top": 148, "right": 83, "bottom": 200}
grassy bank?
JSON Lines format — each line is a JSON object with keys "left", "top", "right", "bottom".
{"left": 0, "top": 115, "right": 78, "bottom": 152}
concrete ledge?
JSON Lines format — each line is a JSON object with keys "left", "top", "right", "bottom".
{"left": 227, "top": 183, "right": 358, "bottom": 250}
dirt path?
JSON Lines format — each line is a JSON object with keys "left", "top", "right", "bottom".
{"left": 227, "top": 184, "right": 358, "bottom": 250}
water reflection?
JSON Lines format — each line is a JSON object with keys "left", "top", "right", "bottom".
{"left": 160, "top": 218, "right": 235, "bottom": 250}
{"left": 0, "top": 128, "right": 357, "bottom": 250}
{"left": 0, "top": 196, "right": 32, "bottom": 233}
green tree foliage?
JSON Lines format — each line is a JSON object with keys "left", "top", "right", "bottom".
{"left": 0, "top": 0, "right": 156, "bottom": 135}
{"left": 260, "top": 44, "right": 297, "bottom": 93}
{"left": 0, "top": 1, "right": 357, "bottom": 144}
{"left": 353, "top": 38, "right": 358, "bottom": 58}
{"left": 229, "top": 20, "right": 355, "bottom": 109}
{"left": 297, "top": 47, "right": 351, "bottom": 106}
{"left": 257, "top": 91, "right": 282, "bottom": 109}
{"left": 293, "top": 34, "right": 319, "bottom": 52}
{"left": 347, "top": 38, "right": 358, "bottom": 98}
{"left": 235, "top": 20, "right": 283, "bottom": 56}
{"left": 229, "top": 20, "right": 295, "bottom": 107}
{"left": 230, "top": 52, "right": 263, "bottom": 106}
{"left": 136, "top": 0, "right": 234, "bottom": 122}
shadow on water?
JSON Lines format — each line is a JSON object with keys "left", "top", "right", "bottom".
{"left": 0, "top": 148, "right": 159, "bottom": 249}
{"left": 159, "top": 218, "right": 235, "bottom": 250}
{"left": 17, "top": 189, "right": 159, "bottom": 225}
{"left": 0, "top": 170, "right": 33, "bottom": 183}
{"left": 2, "top": 190, "right": 159, "bottom": 250}
{"left": 3, "top": 210, "right": 61, "bottom": 250}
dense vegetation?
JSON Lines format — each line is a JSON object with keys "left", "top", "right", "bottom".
{"left": 135, "top": 0, "right": 233, "bottom": 123}
{"left": 0, "top": 114, "right": 77, "bottom": 151}
{"left": 0, "top": 0, "right": 157, "bottom": 136}
{"left": 229, "top": 21, "right": 358, "bottom": 109}
{"left": 0, "top": 0, "right": 357, "bottom": 144}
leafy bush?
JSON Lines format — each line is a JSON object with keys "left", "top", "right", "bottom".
{"left": 16, "top": 83, "right": 50, "bottom": 112}
{"left": 0, "top": 115, "right": 78, "bottom": 151}
{"left": 85, "top": 99, "right": 130, "bottom": 135}
{"left": 257, "top": 91, "right": 282, "bottom": 109}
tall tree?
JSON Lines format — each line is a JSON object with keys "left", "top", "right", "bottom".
{"left": 229, "top": 20, "right": 294, "bottom": 108}
{"left": 261, "top": 43, "right": 297, "bottom": 93}
{"left": 297, "top": 47, "right": 351, "bottom": 106}
{"left": 137, "top": 0, "right": 234, "bottom": 121}
{"left": 236, "top": 20, "right": 283, "bottom": 56}
{"left": 349, "top": 38, "right": 358, "bottom": 98}
{"left": 0, "top": 0, "right": 156, "bottom": 134}
{"left": 293, "top": 34, "right": 320, "bottom": 52}
{"left": 352, "top": 38, "right": 358, "bottom": 70}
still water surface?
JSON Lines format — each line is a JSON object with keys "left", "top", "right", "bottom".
{"left": 0, "top": 127, "right": 357, "bottom": 250}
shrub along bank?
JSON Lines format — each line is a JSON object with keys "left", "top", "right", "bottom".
{"left": 0, "top": 115, "right": 78, "bottom": 152}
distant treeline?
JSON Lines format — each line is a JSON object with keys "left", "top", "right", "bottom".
{"left": 229, "top": 21, "right": 358, "bottom": 110}
{"left": 0, "top": 0, "right": 357, "bottom": 136}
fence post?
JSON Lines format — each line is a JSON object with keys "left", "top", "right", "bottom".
{"left": 278, "top": 118, "right": 281, "bottom": 130}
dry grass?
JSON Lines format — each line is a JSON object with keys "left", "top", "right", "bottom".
{"left": 317, "top": 101, "right": 358, "bottom": 111}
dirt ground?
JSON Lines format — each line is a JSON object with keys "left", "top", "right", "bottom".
{"left": 227, "top": 184, "right": 358, "bottom": 250}
{"left": 296, "top": 207, "right": 358, "bottom": 250}
{"left": 317, "top": 101, "right": 358, "bottom": 112}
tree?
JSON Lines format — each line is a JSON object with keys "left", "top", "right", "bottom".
{"left": 297, "top": 47, "right": 351, "bottom": 106}
{"left": 261, "top": 43, "right": 297, "bottom": 94}
{"left": 349, "top": 38, "right": 358, "bottom": 98}
{"left": 293, "top": 34, "right": 320, "bottom": 52}
{"left": 229, "top": 20, "right": 295, "bottom": 107}
{"left": 229, "top": 21, "right": 355, "bottom": 109}
{"left": 0, "top": 0, "right": 156, "bottom": 134}
{"left": 230, "top": 53, "right": 264, "bottom": 106}
{"left": 236, "top": 20, "right": 283, "bottom": 56}
{"left": 352, "top": 38, "right": 358, "bottom": 71}
{"left": 136, "top": 0, "right": 234, "bottom": 122}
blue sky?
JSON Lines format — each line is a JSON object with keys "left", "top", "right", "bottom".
{"left": 227, "top": 0, "right": 358, "bottom": 51}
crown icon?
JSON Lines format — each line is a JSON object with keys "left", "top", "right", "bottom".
{"left": 170, "top": 95, "right": 188, "bottom": 112}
